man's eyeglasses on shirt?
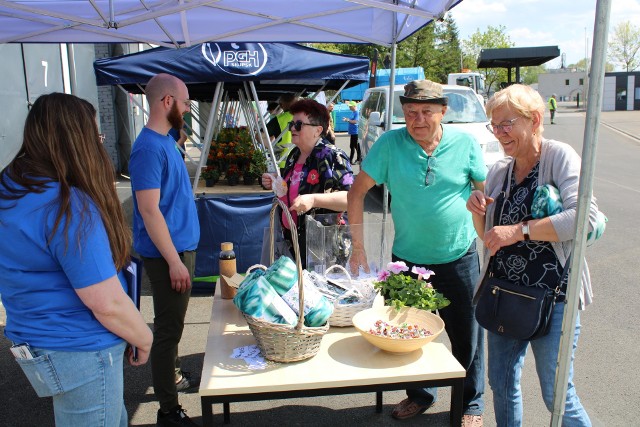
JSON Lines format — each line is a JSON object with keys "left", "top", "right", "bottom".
{"left": 425, "top": 156, "right": 437, "bottom": 187}
{"left": 163, "top": 95, "right": 191, "bottom": 108}
{"left": 288, "top": 120, "right": 320, "bottom": 131}
{"left": 487, "top": 117, "right": 519, "bottom": 134}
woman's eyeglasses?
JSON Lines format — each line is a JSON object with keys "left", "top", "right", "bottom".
{"left": 487, "top": 117, "right": 519, "bottom": 134}
{"left": 98, "top": 133, "right": 106, "bottom": 143}
{"left": 425, "top": 156, "right": 437, "bottom": 187}
{"left": 288, "top": 120, "right": 320, "bottom": 131}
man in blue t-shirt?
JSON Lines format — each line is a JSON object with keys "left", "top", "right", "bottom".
{"left": 347, "top": 80, "right": 487, "bottom": 426}
{"left": 129, "top": 73, "right": 200, "bottom": 427}
{"left": 343, "top": 100, "right": 361, "bottom": 164}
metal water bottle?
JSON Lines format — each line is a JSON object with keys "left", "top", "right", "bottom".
{"left": 219, "top": 242, "right": 237, "bottom": 299}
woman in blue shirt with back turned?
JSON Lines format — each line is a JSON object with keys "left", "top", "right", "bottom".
{"left": 0, "top": 93, "right": 153, "bottom": 426}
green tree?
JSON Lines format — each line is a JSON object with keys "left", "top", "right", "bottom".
{"left": 430, "top": 15, "right": 464, "bottom": 83}
{"left": 608, "top": 21, "right": 640, "bottom": 71}
{"left": 520, "top": 65, "right": 547, "bottom": 85}
{"left": 568, "top": 58, "right": 614, "bottom": 72}
{"left": 396, "top": 24, "right": 437, "bottom": 70}
{"left": 462, "top": 25, "right": 514, "bottom": 94}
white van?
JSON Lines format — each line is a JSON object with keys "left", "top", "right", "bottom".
{"left": 358, "top": 84, "right": 503, "bottom": 168}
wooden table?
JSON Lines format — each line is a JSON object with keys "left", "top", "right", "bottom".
{"left": 200, "top": 287, "right": 466, "bottom": 426}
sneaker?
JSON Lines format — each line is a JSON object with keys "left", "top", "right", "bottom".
{"left": 461, "top": 414, "right": 483, "bottom": 427}
{"left": 156, "top": 405, "right": 200, "bottom": 427}
{"left": 175, "top": 371, "right": 200, "bottom": 393}
{"left": 391, "top": 398, "right": 433, "bottom": 420}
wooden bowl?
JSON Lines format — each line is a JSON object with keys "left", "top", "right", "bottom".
{"left": 352, "top": 306, "right": 445, "bottom": 354}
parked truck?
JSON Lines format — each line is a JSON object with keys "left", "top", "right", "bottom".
{"left": 448, "top": 70, "right": 487, "bottom": 104}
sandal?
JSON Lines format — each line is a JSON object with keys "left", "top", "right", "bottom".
{"left": 461, "top": 414, "right": 483, "bottom": 427}
{"left": 391, "top": 398, "right": 431, "bottom": 420}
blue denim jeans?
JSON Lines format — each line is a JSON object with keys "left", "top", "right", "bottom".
{"left": 393, "top": 241, "right": 485, "bottom": 416}
{"left": 15, "top": 341, "right": 127, "bottom": 426}
{"left": 488, "top": 304, "right": 591, "bottom": 427}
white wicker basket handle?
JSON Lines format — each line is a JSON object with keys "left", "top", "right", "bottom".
{"left": 245, "top": 264, "right": 267, "bottom": 274}
{"left": 323, "top": 264, "right": 353, "bottom": 284}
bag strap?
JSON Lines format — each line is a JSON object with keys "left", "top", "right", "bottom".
{"left": 486, "top": 253, "right": 571, "bottom": 295}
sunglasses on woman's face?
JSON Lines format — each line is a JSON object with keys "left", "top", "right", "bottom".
{"left": 288, "top": 120, "right": 320, "bottom": 132}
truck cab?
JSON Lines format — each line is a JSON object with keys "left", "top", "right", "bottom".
{"left": 448, "top": 72, "right": 487, "bottom": 105}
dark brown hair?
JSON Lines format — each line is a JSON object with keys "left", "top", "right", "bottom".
{"left": 289, "top": 99, "right": 330, "bottom": 137}
{"left": 0, "top": 93, "right": 131, "bottom": 270}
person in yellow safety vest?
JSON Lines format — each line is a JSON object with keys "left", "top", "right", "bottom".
{"left": 548, "top": 94, "right": 557, "bottom": 124}
{"left": 267, "top": 93, "right": 298, "bottom": 168}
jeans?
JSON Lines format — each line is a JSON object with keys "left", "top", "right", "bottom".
{"left": 143, "top": 251, "right": 195, "bottom": 412}
{"left": 488, "top": 304, "right": 591, "bottom": 427}
{"left": 16, "top": 341, "right": 127, "bottom": 426}
{"left": 393, "top": 242, "right": 485, "bottom": 416}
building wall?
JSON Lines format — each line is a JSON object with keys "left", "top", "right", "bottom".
{"left": 538, "top": 70, "right": 586, "bottom": 103}
{"left": 603, "top": 72, "right": 640, "bottom": 111}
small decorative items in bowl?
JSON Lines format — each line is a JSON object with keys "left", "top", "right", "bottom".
{"left": 351, "top": 261, "right": 450, "bottom": 354}
{"left": 352, "top": 306, "right": 444, "bottom": 354}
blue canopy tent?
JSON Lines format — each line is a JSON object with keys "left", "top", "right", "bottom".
{"left": 94, "top": 41, "right": 370, "bottom": 189}
{"left": 94, "top": 42, "right": 370, "bottom": 102}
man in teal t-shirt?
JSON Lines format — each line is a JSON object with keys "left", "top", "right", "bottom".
{"left": 347, "top": 79, "right": 487, "bottom": 426}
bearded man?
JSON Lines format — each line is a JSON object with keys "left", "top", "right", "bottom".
{"left": 129, "top": 73, "right": 200, "bottom": 426}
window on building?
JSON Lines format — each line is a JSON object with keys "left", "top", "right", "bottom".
{"left": 579, "top": 78, "right": 584, "bottom": 85}
{"left": 565, "top": 79, "right": 570, "bottom": 85}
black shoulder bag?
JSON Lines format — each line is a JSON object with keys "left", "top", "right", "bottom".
{"left": 475, "top": 167, "right": 568, "bottom": 341}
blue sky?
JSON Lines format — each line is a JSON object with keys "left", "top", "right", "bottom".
{"left": 449, "top": 0, "right": 640, "bottom": 70}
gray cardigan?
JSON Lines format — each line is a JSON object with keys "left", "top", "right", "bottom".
{"left": 476, "top": 138, "right": 599, "bottom": 309}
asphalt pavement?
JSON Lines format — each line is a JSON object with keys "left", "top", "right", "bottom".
{"left": 1, "top": 103, "right": 638, "bottom": 426}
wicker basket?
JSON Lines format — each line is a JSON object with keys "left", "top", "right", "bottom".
{"left": 325, "top": 265, "right": 376, "bottom": 327}
{"left": 242, "top": 198, "right": 329, "bottom": 362}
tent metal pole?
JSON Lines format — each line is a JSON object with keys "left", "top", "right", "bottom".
{"left": 382, "top": 41, "right": 397, "bottom": 221}
{"left": 193, "top": 81, "right": 223, "bottom": 192}
{"left": 238, "top": 86, "right": 261, "bottom": 150}
{"left": 550, "top": 0, "right": 611, "bottom": 425}
{"left": 249, "top": 81, "right": 280, "bottom": 177}
{"left": 328, "top": 80, "right": 351, "bottom": 104}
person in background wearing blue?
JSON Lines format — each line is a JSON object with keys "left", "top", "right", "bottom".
{"left": 348, "top": 79, "right": 486, "bottom": 427}
{"left": 129, "top": 73, "right": 200, "bottom": 427}
{"left": 344, "top": 100, "right": 361, "bottom": 164}
{"left": 0, "top": 93, "right": 153, "bottom": 426}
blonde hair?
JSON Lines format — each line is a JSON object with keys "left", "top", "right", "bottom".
{"left": 486, "top": 84, "right": 545, "bottom": 134}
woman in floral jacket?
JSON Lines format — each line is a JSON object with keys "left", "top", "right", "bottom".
{"left": 262, "top": 99, "right": 354, "bottom": 263}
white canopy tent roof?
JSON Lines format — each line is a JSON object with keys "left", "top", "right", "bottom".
{"left": 0, "top": 0, "right": 462, "bottom": 46}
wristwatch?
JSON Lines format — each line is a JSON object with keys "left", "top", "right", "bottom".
{"left": 522, "top": 221, "right": 530, "bottom": 241}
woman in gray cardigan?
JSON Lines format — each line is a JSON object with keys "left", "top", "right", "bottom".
{"left": 466, "top": 84, "right": 598, "bottom": 427}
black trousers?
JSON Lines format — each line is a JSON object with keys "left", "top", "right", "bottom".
{"left": 349, "top": 134, "right": 361, "bottom": 162}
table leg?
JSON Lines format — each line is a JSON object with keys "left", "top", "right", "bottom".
{"left": 449, "top": 378, "right": 464, "bottom": 426}
{"left": 224, "top": 402, "right": 230, "bottom": 424}
{"left": 376, "top": 391, "right": 383, "bottom": 413}
{"left": 201, "top": 397, "right": 213, "bottom": 427}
